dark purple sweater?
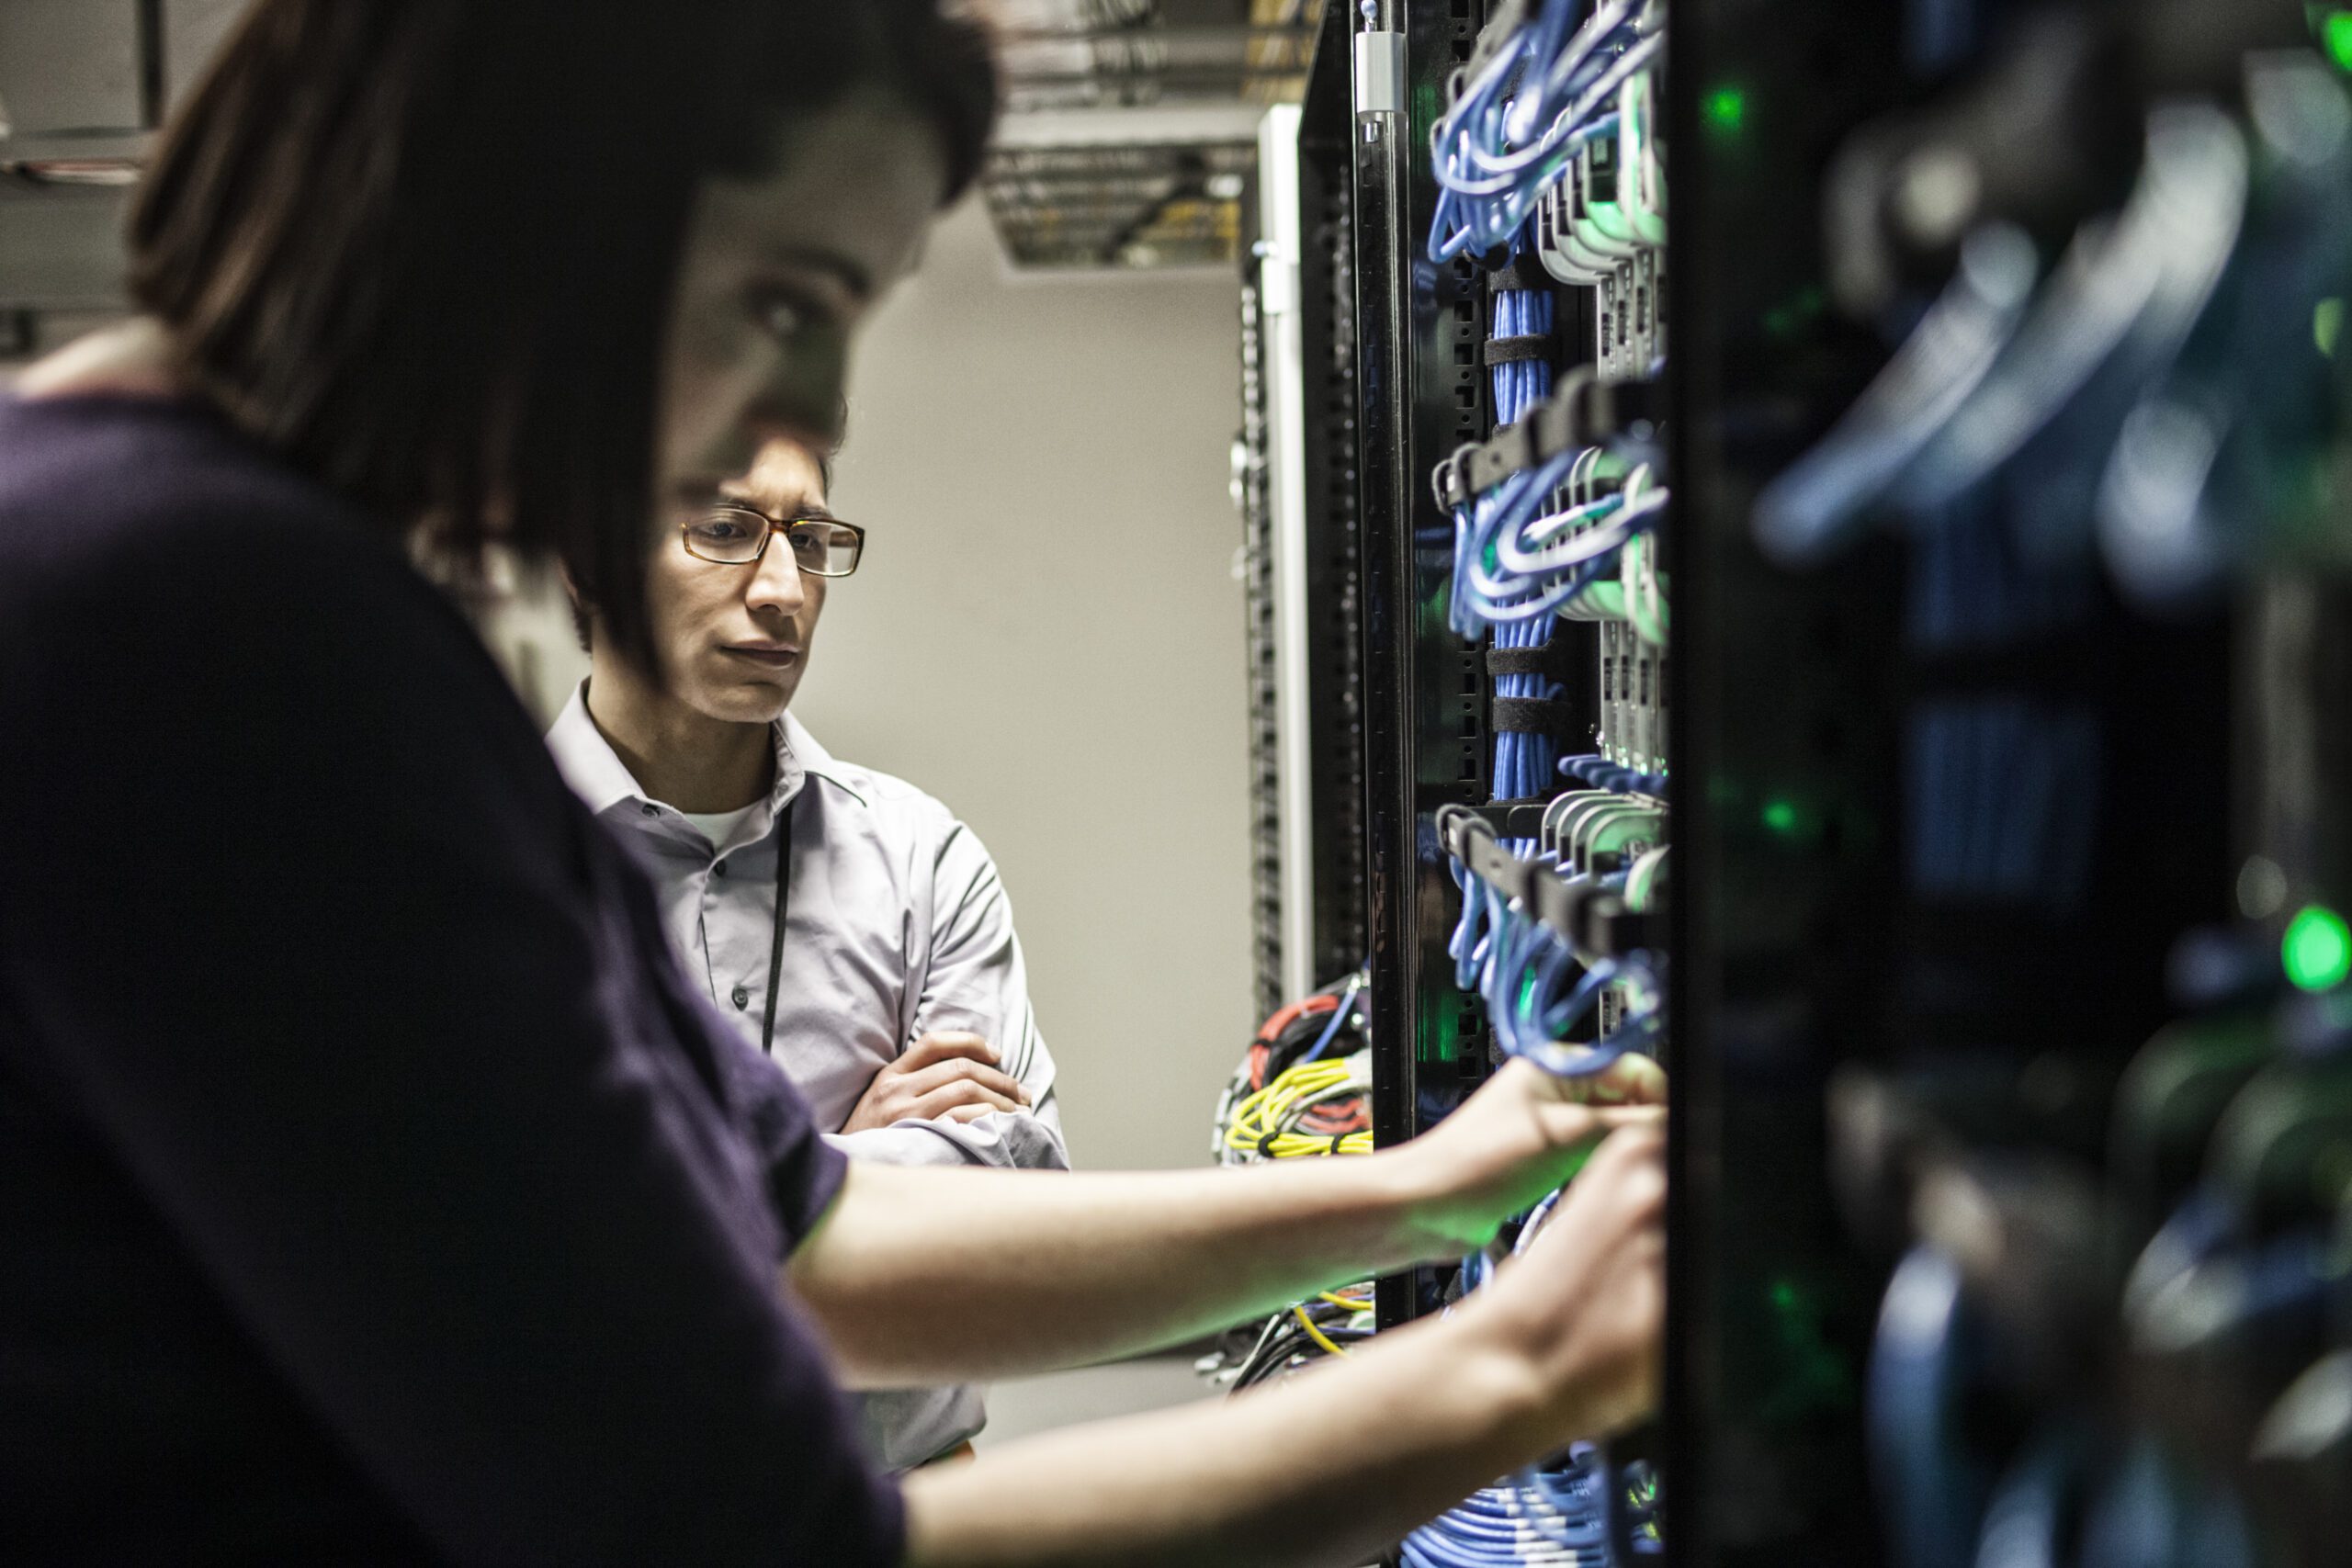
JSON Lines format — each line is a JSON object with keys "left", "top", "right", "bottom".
{"left": 0, "top": 395, "right": 902, "bottom": 1563}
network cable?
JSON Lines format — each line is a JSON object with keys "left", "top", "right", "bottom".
{"left": 1213, "top": 976, "right": 1369, "bottom": 1165}
{"left": 1404, "top": 1159, "right": 1661, "bottom": 1565}
{"left": 1428, "top": 0, "right": 1657, "bottom": 263}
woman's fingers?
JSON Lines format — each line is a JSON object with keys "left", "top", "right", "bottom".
{"left": 1547, "top": 1051, "right": 1667, "bottom": 1106}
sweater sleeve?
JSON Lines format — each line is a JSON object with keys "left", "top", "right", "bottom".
{"left": 0, "top": 483, "right": 901, "bottom": 1565}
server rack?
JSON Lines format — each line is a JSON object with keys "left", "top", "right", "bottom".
{"left": 1342, "top": 1, "right": 1500, "bottom": 1344}
{"left": 1245, "top": 0, "right": 2350, "bottom": 1562}
{"left": 1239, "top": 0, "right": 1377, "bottom": 1020}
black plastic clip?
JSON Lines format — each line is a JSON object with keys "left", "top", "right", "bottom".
{"left": 1527, "top": 367, "right": 1600, "bottom": 464}
{"left": 1467, "top": 798, "right": 1555, "bottom": 839}
{"left": 1431, "top": 443, "right": 1476, "bottom": 511}
{"left": 1438, "top": 804, "right": 1648, "bottom": 955}
{"left": 1466, "top": 419, "right": 1534, "bottom": 495}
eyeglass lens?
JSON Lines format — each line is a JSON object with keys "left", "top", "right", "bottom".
{"left": 684, "top": 508, "right": 859, "bottom": 574}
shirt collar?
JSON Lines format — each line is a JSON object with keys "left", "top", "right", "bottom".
{"left": 544, "top": 682, "right": 648, "bottom": 817}
{"left": 778, "top": 711, "right": 866, "bottom": 810}
{"left": 545, "top": 682, "right": 860, "bottom": 822}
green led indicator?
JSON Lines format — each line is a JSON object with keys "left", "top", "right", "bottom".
{"left": 2283, "top": 905, "right": 2352, "bottom": 991}
{"left": 2326, "top": 10, "right": 2352, "bottom": 73}
{"left": 1763, "top": 287, "right": 1829, "bottom": 340}
{"left": 1761, "top": 797, "right": 1799, "bottom": 835}
{"left": 1702, "top": 87, "right": 1747, "bottom": 134}
{"left": 2318, "top": 298, "right": 2345, "bottom": 358}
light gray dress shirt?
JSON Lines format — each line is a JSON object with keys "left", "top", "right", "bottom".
{"left": 546, "top": 686, "right": 1067, "bottom": 1468}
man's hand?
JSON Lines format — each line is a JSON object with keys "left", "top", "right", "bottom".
{"left": 1387, "top": 1054, "right": 1667, "bottom": 1261}
{"left": 839, "top": 1031, "right": 1033, "bottom": 1134}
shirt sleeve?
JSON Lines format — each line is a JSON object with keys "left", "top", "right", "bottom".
{"left": 839, "top": 814, "right": 1069, "bottom": 1172}
{"left": 0, "top": 497, "right": 901, "bottom": 1565}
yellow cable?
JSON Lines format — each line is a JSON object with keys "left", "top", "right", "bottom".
{"left": 1223, "top": 1058, "right": 1368, "bottom": 1157}
{"left": 1246, "top": 1130, "right": 1374, "bottom": 1159}
{"left": 1293, "top": 1304, "right": 1351, "bottom": 1359}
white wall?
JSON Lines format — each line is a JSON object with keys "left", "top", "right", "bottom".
{"left": 801, "top": 198, "right": 1253, "bottom": 1171}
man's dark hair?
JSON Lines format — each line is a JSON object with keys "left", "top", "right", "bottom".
{"left": 128, "top": 0, "right": 993, "bottom": 670}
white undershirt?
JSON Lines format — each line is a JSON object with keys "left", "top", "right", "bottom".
{"left": 677, "top": 801, "right": 761, "bottom": 852}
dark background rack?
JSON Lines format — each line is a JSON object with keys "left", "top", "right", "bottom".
{"left": 1668, "top": 0, "right": 2240, "bottom": 1560}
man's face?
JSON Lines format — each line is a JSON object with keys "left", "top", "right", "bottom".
{"left": 645, "top": 440, "right": 834, "bottom": 725}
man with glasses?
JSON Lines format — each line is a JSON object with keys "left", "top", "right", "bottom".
{"left": 548, "top": 438, "right": 1065, "bottom": 1470}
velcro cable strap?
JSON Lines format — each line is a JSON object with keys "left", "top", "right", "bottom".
{"left": 1493, "top": 696, "right": 1575, "bottom": 732}
{"left": 1482, "top": 333, "right": 1556, "bottom": 367}
{"left": 1484, "top": 256, "right": 1550, "bottom": 294}
{"left": 1486, "top": 638, "right": 1582, "bottom": 682}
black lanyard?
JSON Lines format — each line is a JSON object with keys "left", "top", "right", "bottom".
{"left": 760, "top": 796, "right": 796, "bottom": 1055}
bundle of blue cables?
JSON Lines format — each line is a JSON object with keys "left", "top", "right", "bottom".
{"left": 1428, "top": 0, "right": 1658, "bottom": 264}
{"left": 1559, "top": 753, "right": 1670, "bottom": 797}
{"left": 1449, "top": 862, "right": 1662, "bottom": 1134}
{"left": 1428, "top": 837, "right": 1665, "bottom": 1567}
{"left": 1489, "top": 264, "right": 1562, "bottom": 855}
{"left": 1404, "top": 1203, "right": 1664, "bottom": 1565}
{"left": 1452, "top": 471, "right": 1660, "bottom": 633}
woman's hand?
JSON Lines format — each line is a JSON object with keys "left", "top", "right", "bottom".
{"left": 1387, "top": 1053, "right": 1667, "bottom": 1261}
{"left": 1471, "top": 1122, "right": 1669, "bottom": 1447}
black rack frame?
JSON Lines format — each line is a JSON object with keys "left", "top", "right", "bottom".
{"left": 1339, "top": 0, "right": 1497, "bottom": 1333}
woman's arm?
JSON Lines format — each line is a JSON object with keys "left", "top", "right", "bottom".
{"left": 788, "top": 1057, "right": 1661, "bottom": 1386}
{"left": 899, "top": 1124, "right": 1667, "bottom": 1568}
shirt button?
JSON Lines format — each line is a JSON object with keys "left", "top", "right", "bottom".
{"left": 712, "top": 861, "right": 727, "bottom": 877}
{"left": 731, "top": 985, "right": 751, "bottom": 1010}
{"left": 639, "top": 804, "right": 658, "bottom": 818}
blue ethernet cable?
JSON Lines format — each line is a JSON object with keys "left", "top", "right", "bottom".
{"left": 1560, "top": 754, "right": 1669, "bottom": 796}
{"left": 1484, "top": 258, "right": 1563, "bottom": 856}
{"left": 1295, "top": 979, "right": 1362, "bottom": 1065}
{"left": 1427, "top": 0, "right": 1652, "bottom": 262}
{"left": 1405, "top": 1161, "right": 1662, "bottom": 1567}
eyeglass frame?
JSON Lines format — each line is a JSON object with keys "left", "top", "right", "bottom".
{"left": 676, "top": 499, "right": 866, "bottom": 577}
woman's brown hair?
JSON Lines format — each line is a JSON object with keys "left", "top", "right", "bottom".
{"left": 127, "top": 0, "right": 995, "bottom": 668}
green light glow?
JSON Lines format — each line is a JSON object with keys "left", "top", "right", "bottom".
{"left": 2327, "top": 11, "right": 2352, "bottom": 73}
{"left": 2318, "top": 298, "right": 2345, "bottom": 358}
{"left": 1702, "top": 87, "right": 1747, "bottom": 134}
{"left": 1761, "top": 797, "right": 1799, "bottom": 835}
{"left": 2284, "top": 905, "right": 2352, "bottom": 991}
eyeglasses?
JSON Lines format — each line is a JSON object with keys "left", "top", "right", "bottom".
{"left": 678, "top": 502, "right": 865, "bottom": 577}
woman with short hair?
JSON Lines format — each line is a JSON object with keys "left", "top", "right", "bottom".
{"left": 0, "top": 4, "right": 1665, "bottom": 1563}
